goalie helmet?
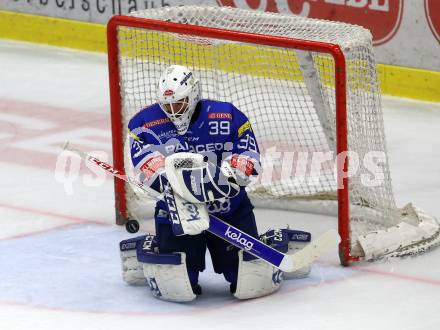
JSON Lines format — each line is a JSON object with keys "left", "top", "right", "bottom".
{"left": 157, "top": 65, "right": 201, "bottom": 135}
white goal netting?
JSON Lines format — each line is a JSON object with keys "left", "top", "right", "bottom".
{"left": 110, "top": 6, "right": 440, "bottom": 262}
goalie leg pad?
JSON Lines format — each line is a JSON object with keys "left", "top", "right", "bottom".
{"left": 233, "top": 250, "right": 283, "bottom": 300}
{"left": 142, "top": 252, "right": 196, "bottom": 302}
{"left": 120, "top": 236, "right": 148, "bottom": 286}
{"left": 136, "top": 234, "right": 197, "bottom": 302}
{"left": 120, "top": 234, "right": 198, "bottom": 302}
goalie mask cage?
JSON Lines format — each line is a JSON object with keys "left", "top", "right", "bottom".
{"left": 107, "top": 6, "right": 440, "bottom": 265}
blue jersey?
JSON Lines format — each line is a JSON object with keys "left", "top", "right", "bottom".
{"left": 127, "top": 99, "right": 260, "bottom": 218}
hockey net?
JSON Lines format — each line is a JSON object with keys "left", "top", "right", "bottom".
{"left": 107, "top": 6, "right": 440, "bottom": 265}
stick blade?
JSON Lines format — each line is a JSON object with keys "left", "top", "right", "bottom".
{"left": 289, "top": 229, "right": 340, "bottom": 272}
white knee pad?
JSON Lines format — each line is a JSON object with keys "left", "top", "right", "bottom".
{"left": 233, "top": 250, "right": 283, "bottom": 300}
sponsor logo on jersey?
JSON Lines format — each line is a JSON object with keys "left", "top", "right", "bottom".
{"left": 142, "top": 118, "right": 171, "bottom": 129}
{"left": 165, "top": 140, "right": 229, "bottom": 154}
{"left": 128, "top": 129, "right": 141, "bottom": 142}
{"left": 155, "top": 130, "right": 177, "bottom": 141}
{"left": 208, "top": 112, "right": 233, "bottom": 120}
{"left": 217, "top": 0, "right": 403, "bottom": 45}
{"left": 224, "top": 226, "right": 254, "bottom": 251}
{"left": 425, "top": 0, "right": 440, "bottom": 43}
{"left": 237, "top": 120, "right": 252, "bottom": 137}
{"left": 186, "top": 136, "right": 200, "bottom": 142}
{"left": 231, "top": 155, "right": 255, "bottom": 176}
{"left": 139, "top": 155, "right": 165, "bottom": 179}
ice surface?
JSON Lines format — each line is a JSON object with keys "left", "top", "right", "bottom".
{"left": 0, "top": 41, "right": 439, "bottom": 330}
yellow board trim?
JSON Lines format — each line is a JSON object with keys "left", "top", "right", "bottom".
{"left": 0, "top": 10, "right": 106, "bottom": 52}
{"left": 1, "top": 10, "right": 439, "bottom": 102}
{"left": 377, "top": 64, "right": 440, "bottom": 102}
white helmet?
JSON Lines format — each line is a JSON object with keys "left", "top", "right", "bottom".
{"left": 157, "top": 65, "right": 201, "bottom": 135}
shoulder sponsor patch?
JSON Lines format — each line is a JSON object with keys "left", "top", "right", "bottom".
{"left": 142, "top": 118, "right": 171, "bottom": 129}
{"left": 231, "top": 155, "right": 255, "bottom": 176}
{"left": 139, "top": 155, "right": 165, "bottom": 179}
{"left": 128, "top": 129, "right": 141, "bottom": 142}
{"left": 208, "top": 112, "right": 232, "bottom": 120}
{"left": 238, "top": 120, "right": 252, "bottom": 137}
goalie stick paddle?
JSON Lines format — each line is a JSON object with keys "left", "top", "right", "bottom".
{"left": 62, "top": 141, "right": 340, "bottom": 272}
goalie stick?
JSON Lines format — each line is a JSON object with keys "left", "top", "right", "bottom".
{"left": 62, "top": 141, "right": 339, "bottom": 272}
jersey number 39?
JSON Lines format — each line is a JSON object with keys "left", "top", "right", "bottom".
{"left": 209, "top": 121, "right": 230, "bottom": 135}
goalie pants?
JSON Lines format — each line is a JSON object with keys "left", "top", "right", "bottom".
{"left": 155, "top": 195, "right": 258, "bottom": 287}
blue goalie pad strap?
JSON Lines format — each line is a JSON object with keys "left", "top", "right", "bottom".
{"left": 120, "top": 234, "right": 181, "bottom": 265}
{"left": 137, "top": 250, "right": 182, "bottom": 265}
{"left": 261, "top": 229, "right": 311, "bottom": 250}
{"left": 241, "top": 228, "right": 296, "bottom": 262}
{"left": 286, "top": 229, "right": 311, "bottom": 243}
{"left": 135, "top": 233, "right": 182, "bottom": 265}
{"left": 259, "top": 229, "right": 292, "bottom": 253}
{"left": 119, "top": 235, "right": 148, "bottom": 252}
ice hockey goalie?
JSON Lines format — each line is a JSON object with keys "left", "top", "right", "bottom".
{"left": 119, "top": 65, "right": 313, "bottom": 302}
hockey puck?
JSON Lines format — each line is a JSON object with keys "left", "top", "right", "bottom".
{"left": 125, "top": 219, "right": 140, "bottom": 233}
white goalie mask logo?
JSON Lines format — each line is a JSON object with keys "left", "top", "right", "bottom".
{"left": 157, "top": 65, "right": 201, "bottom": 135}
